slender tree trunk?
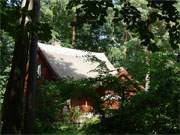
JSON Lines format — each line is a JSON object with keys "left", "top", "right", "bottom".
{"left": 72, "top": 15, "right": 77, "bottom": 48}
{"left": 23, "top": 0, "right": 40, "bottom": 133}
{"left": 144, "top": 16, "right": 152, "bottom": 92}
{"left": 124, "top": 29, "right": 128, "bottom": 42}
{"left": 1, "top": 0, "right": 31, "bottom": 133}
{"left": 144, "top": 49, "right": 150, "bottom": 92}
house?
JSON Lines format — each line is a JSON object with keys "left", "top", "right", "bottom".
{"left": 37, "top": 43, "right": 144, "bottom": 113}
{"left": 37, "top": 43, "right": 117, "bottom": 79}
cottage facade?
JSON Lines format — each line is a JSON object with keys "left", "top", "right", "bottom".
{"left": 37, "top": 43, "right": 144, "bottom": 113}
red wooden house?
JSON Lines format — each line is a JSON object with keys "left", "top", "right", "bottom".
{"left": 37, "top": 43, "right": 144, "bottom": 113}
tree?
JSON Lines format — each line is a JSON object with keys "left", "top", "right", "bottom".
{"left": 40, "top": 0, "right": 72, "bottom": 46}
{"left": 67, "top": 0, "right": 114, "bottom": 51}
{"left": 1, "top": 0, "right": 179, "bottom": 134}
{"left": 1, "top": 0, "right": 40, "bottom": 133}
{"left": 23, "top": 0, "right": 40, "bottom": 133}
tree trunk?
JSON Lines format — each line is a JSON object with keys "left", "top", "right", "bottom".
{"left": 23, "top": 0, "right": 40, "bottom": 133}
{"left": 144, "top": 16, "right": 152, "bottom": 92}
{"left": 144, "top": 49, "right": 150, "bottom": 92}
{"left": 1, "top": 0, "right": 31, "bottom": 133}
{"left": 1, "top": 0, "right": 40, "bottom": 133}
{"left": 72, "top": 16, "right": 77, "bottom": 48}
{"left": 124, "top": 29, "right": 128, "bottom": 42}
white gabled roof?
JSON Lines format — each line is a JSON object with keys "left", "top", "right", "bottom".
{"left": 38, "top": 43, "right": 117, "bottom": 80}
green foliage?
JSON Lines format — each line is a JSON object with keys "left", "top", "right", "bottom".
{"left": 107, "top": 39, "right": 147, "bottom": 83}
{"left": 0, "top": 31, "right": 14, "bottom": 73}
{"left": 0, "top": 0, "right": 21, "bottom": 37}
{"left": 35, "top": 82, "right": 62, "bottom": 133}
{"left": 0, "top": 31, "right": 14, "bottom": 132}
{"left": 68, "top": 106, "right": 81, "bottom": 122}
{"left": 66, "top": 0, "right": 117, "bottom": 51}
{"left": 84, "top": 116, "right": 100, "bottom": 126}
{"left": 35, "top": 76, "right": 125, "bottom": 133}
{"left": 0, "top": 66, "right": 11, "bottom": 104}
{"left": 35, "top": 78, "right": 98, "bottom": 133}
{"left": 40, "top": 0, "right": 72, "bottom": 44}
{"left": 119, "top": 0, "right": 180, "bottom": 51}
{"left": 0, "top": 31, "right": 14, "bottom": 109}
{"left": 1, "top": 0, "right": 179, "bottom": 134}
{"left": 88, "top": 51, "right": 180, "bottom": 134}
{"left": 67, "top": 0, "right": 114, "bottom": 27}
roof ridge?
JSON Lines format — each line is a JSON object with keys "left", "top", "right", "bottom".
{"left": 38, "top": 42, "right": 105, "bottom": 55}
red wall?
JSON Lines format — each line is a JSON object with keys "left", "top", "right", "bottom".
{"left": 71, "top": 97, "right": 94, "bottom": 113}
{"left": 37, "top": 51, "right": 56, "bottom": 80}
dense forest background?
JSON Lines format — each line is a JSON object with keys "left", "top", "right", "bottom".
{"left": 0, "top": 0, "right": 180, "bottom": 134}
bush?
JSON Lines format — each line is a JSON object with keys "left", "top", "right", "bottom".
{"left": 89, "top": 52, "right": 180, "bottom": 134}
{"left": 35, "top": 78, "right": 99, "bottom": 133}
